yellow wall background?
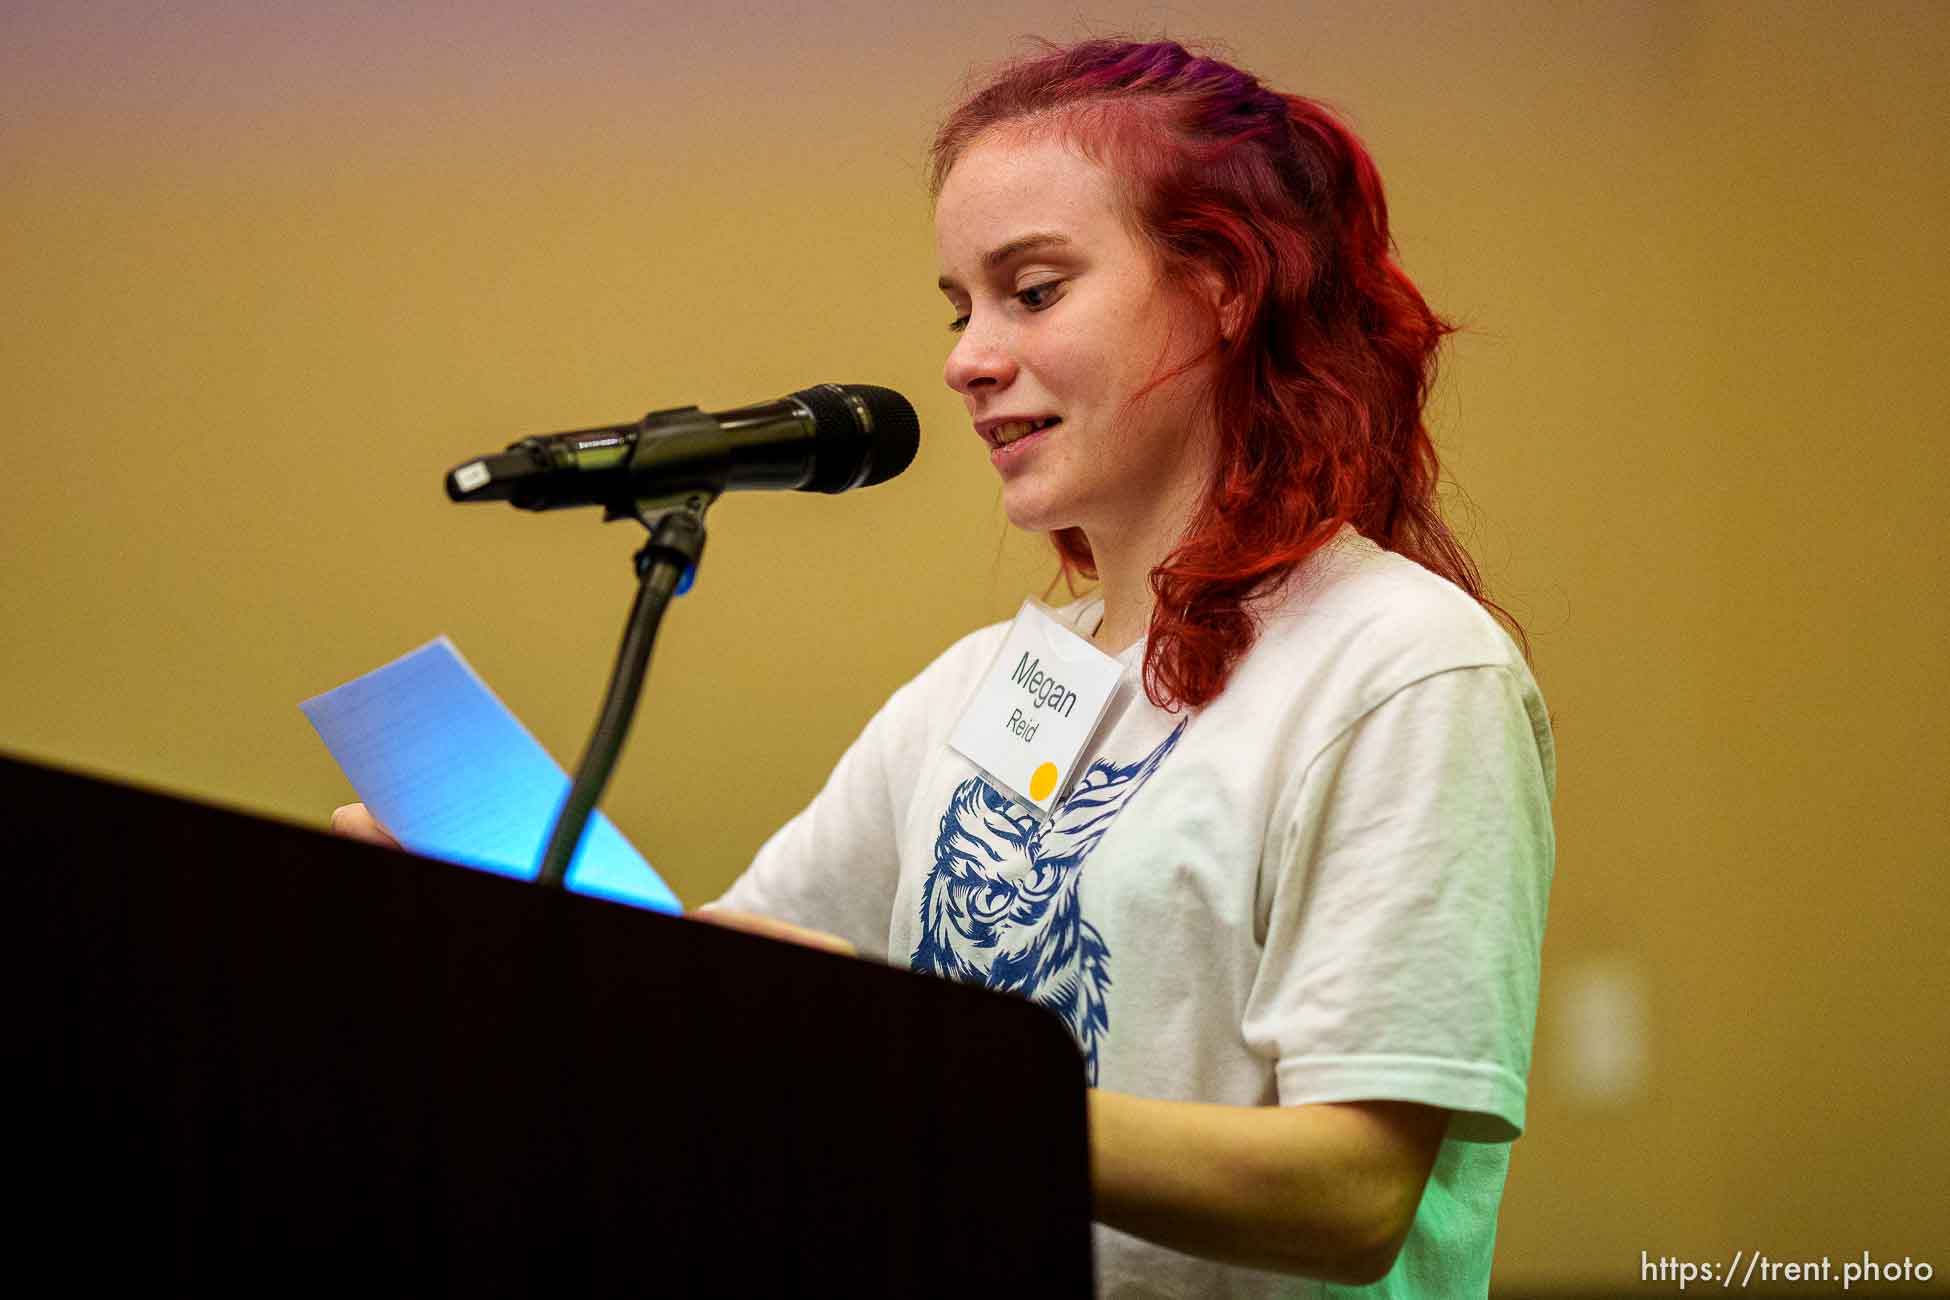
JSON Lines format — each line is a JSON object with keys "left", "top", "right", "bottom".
{"left": 4, "top": 1, "right": 1944, "bottom": 1289}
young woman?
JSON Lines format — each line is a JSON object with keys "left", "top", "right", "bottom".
{"left": 339, "top": 38, "right": 1554, "bottom": 1298}
{"left": 702, "top": 39, "right": 1555, "bottom": 1298}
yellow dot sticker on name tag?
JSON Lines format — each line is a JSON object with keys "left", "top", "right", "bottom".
{"left": 1030, "top": 761, "right": 1059, "bottom": 802}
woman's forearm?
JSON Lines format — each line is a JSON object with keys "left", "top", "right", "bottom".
{"left": 1087, "top": 1090, "right": 1449, "bottom": 1285}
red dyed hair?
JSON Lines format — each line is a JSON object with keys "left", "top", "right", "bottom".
{"left": 933, "top": 39, "right": 1521, "bottom": 710}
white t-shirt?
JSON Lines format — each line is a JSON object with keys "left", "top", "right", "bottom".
{"left": 714, "top": 527, "right": 1556, "bottom": 1298}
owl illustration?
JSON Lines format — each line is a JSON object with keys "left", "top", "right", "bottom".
{"left": 911, "top": 722, "right": 1183, "bottom": 1082}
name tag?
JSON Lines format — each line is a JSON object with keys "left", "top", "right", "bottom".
{"left": 948, "top": 600, "right": 1124, "bottom": 817}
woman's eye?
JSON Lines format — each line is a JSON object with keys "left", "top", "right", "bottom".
{"left": 1017, "top": 281, "right": 1064, "bottom": 310}
{"left": 945, "top": 281, "right": 1060, "bottom": 333}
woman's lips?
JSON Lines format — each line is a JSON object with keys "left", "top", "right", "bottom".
{"left": 990, "top": 418, "right": 1059, "bottom": 468}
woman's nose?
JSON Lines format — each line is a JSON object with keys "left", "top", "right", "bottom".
{"left": 943, "top": 316, "right": 1017, "bottom": 396}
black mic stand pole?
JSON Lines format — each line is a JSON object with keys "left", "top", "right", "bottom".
{"left": 535, "top": 491, "right": 711, "bottom": 890}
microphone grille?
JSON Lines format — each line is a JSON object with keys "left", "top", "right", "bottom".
{"left": 795, "top": 383, "right": 921, "bottom": 493}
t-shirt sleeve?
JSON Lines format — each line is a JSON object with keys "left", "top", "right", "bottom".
{"left": 705, "top": 682, "right": 919, "bottom": 959}
{"left": 1243, "top": 663, "right": 1555, "bottom": 1143}
{"left": 706, "top": 622, "right": 1011, "bottom": 960}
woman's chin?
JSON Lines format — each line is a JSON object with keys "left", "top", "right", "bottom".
{"left": 999, "top": 494, "right": 1073, "bottom": 536}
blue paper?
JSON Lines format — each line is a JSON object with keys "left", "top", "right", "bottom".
{"left": 300, "top": 637, "right": 681, "bottom": 913}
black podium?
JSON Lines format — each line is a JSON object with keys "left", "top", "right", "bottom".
{"left": 9, "top": 754, "right": 1094, "bottom": 1295}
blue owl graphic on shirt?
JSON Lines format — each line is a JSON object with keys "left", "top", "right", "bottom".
{"left": 911, "top": 721, "right": 1184, "bottom": 1082}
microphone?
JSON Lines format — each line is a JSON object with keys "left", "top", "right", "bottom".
{"left": 445, "top": 383, "right": 920, "bottom": 511}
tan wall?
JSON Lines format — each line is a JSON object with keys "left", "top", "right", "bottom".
{"left": 4, "top": 2, "right": 1944, "bottom": 1290}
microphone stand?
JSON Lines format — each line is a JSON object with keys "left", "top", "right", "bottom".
{"left": 534, "top": 491, "right": 711, "bottom": 890}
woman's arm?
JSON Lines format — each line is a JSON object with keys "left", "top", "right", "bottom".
{"left": 690, "top": 905, "right": 858, "bottom": 956}
{"left": 673, "top": 907, "right": 1445, "bottom": 1283}
{"left": 1088, "top": 1090, "right": 1448, "bottom": 1285}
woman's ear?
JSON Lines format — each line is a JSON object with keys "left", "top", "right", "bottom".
{"left": 1218, "top": 285, "right": 1244, "bottom": 344}
{"left": 1195, "top": 260, "right": 1244, "bottom": 343}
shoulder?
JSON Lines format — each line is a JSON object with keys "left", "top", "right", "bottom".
{"left": 877, "top": 596, "right": 1114, "bottom": 759}
{"left": 1211, "top": 529, "right": 1551, "bottom": 772}
{"left": 906, "top": 596, "right": 1101, "bottom": 699}
{"left": 910, "top": 616, "right": 1011, "bottom": 695}
{"left": 1267, "top": 529, "right": 1520, "bottom": 672}
{"left": 1237, "top": 531, "right": 1527, "bottom": 689}
{"left": 874, "top": 606, "right": 1025, "bottom": 742}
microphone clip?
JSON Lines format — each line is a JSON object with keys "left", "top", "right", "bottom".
{"left": 629, "top": 492, "right": 712, "bottom": 596}
{"left": 596, "top": 405, "right": 735, "bottom": 524}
